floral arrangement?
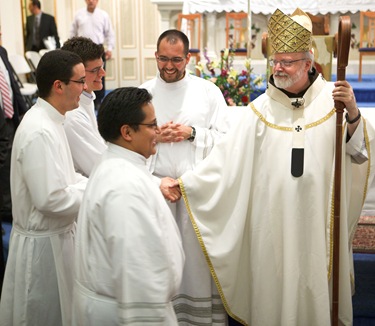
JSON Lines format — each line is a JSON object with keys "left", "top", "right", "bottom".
{"left": 196, "top": 48, "right": 263, "bottom": 106}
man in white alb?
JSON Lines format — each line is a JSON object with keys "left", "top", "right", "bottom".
{"left": 62, "top": 36, "right": 107, "bottom": 177}
{"left": 72, "top": 87, "right": 185, "bottom": 325}
{"left": 0, "top": 50, "right": 88, "bottom": 326}
{"left": 141, "top": 29, "right": 230, "bottom": 325}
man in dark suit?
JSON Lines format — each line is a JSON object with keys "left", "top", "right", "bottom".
{"left": 0, "top": 102, "right": 10, "bottom": 299}
{"left": 0, "top": 35, "right": 28, "bottom": 223}
{"left": 25, "top": 0, "right": 60, "bottom": 52}
{"left": 0, "top": 27, "right": 28, "bottom": 297}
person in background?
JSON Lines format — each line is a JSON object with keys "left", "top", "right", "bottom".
{"left": 0, "top": 107, "right": 11, "bottom": 299}
{"left": 175, "top": 8, "right": 375, "bottom": 326}
{"left": 0, "top": 27, "right": 28, "bottom": 224}
{"left": 0, "top": 50, "right": 88, "bottom": 326}
{"left": 70, "top": 0, "right": 115, "bottom": 111}
{"left": 62, "top": 36, "right": 107, "bottom": 177}
{"left": 25, "top": 0, "right": 60, "bottom": 51}
{"left": 140, "top": 29, "right": 230, "bottom": 325}
{"left": 0, "top": 26, "right": 28, "bottom": 298}
{"left": 0, "top": 113, "right": 9, "bottom": 169}
{"left": 72, "top": 87, "right": 185, "bottom": 325}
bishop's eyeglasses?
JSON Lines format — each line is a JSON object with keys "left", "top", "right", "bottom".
{"left": 269, "top": 58, "right": 306, "bottom": 68}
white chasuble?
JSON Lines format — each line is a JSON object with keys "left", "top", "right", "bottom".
{"left": 180, "top": 76, "right": 375, "bottom": 326}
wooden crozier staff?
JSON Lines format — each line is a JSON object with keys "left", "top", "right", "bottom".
{"left": 332, "top": 15, "right": 351, "bottom": 326}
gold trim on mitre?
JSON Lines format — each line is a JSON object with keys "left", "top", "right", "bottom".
{"left": 268, "top": 8, "right": 312, "bottom": 54}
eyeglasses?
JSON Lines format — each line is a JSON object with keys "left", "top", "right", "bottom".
{"left": 63, "top": 79, "right": 86, "bottom": 85}
{"left": 156, "top": 55, "right": 185, "bottom": 64}
{"left": 269, "top": 58, "right": 306, "bottom": 68}
{"left": 85, "top": 65, "right": 104, "bottom": 75}
{"left": 138, "top": 122, "right": 158, "bottom": 129}
{"left": 131, "top": 121, "right": 159, "bottom": 129}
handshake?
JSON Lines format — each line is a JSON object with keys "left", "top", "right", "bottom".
{"left": 160, "top": 177, "right": 181, "bottom": 203}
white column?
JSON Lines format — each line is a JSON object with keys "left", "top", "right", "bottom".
{"left": 205, "top": 13, "right": 217, "bottom": 59}
{"left": 159, "top": 10, "right": 172, "bottom": 32}
{"left": 150, "top": 0, "right": 184, "bottom": 32}
{"left": 1, "top": 0, "right": 24, "bottom": 54}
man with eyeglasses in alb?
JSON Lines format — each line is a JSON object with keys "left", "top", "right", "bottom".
{"left": 174, "top": 8, "right": 375, "bottom": 326}
{"left": 0, "top": 50, "right": 88, "bottom": 326}
{"left": 140, "top": 29, "right": 231, "bottom": 325}
{"left": 72, "top": 87, "right": 185, "bottom": 325}
{"left": 62, "top": 37, "right": 107, "bottom": 177}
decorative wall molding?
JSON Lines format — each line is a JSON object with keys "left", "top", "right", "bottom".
{"left": 150, "top": 0, "right": 184, "bottom": 12}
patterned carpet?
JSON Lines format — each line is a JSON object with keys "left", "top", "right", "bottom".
{"left": 353, "top": 216, "right": 375, "bottom": 254}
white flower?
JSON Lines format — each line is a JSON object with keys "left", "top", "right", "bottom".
{"left": 210, "top": 60, "right": 220, "bottom": 69}
{"left": 244, "top": 58, "right": 251, "bottom": 70}
{"left": 229, "top": 67, "right": 238, "bottom": 78}
{"left": 222, "top": 48, "right": 229, "bottom": 60}
{"left": 253, "top": 75, "right": 263, "bottom": 86}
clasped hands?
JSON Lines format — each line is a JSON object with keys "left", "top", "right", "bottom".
{"left": 160, "top": 177, "right": 181, "bottom": 203}
{"left": 157, "top": 121, "right": 191, "bottom": 143}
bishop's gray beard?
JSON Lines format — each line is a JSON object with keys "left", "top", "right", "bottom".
{"left": 274, "top": 68, "right": 304, "bottom": 90}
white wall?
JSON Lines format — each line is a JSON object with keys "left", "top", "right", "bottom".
{"left": 0, "top": 0, "right": 24, "bottom": 55}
